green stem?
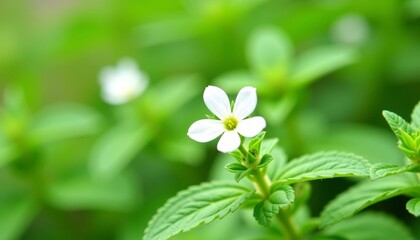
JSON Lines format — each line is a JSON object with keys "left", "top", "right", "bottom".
{"left": 239, "top": 143, "right": 301, "bottom": 240}
{"left": 253, "top": 168, "right": 301, "bottom": 240}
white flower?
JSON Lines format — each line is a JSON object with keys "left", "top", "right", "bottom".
{"left": 188, "top": 86, "right": 266, "bottom": 153}
{"left": 99, "top": 58, "right": 148, "bottom": 105}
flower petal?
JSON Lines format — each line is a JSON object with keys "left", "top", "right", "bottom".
{"left": 187, "top": 119, "right": 224, "bottom": 143}
{"left": 233, "top": 86, "right": 257, "bottom": 120}
{"left": 217, "top": 131, "right": 241, "bottom": 153}
{"left": 203, "top": 86, "right": 231, "bottom": 119}
{"left": 237, "top": 116, "right": 266, "bottom": 137}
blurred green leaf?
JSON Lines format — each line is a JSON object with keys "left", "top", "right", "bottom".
{"left": 213, "top": 70, "right": 260, "bottom": 93}
{"left": 253, "top": 184, "right": 294, "bottom": 226}
{"left": 247, "top": 26, "right": 292, "bottom": 83}
{"left": 260, "top": 93, "right": 298, "bottom": 124}
{"left": 320, "top": 174, "right": 420, "bottom": 227}
{"left": 47, "top": 171, "right": 138, "bottom": 211}
{"left": 89, "top": 122, "right": 151, "bottom": 180}
{"left": 136, "top": 16, "right": 199, "bottom": 47}
{"left": 273, "top": 152, "right": 371, "bottom": 184}
{"left": 29, "top": 104, "right": 103, "bottom": 144}
{"left": 0, "top": 133, "right": 17, "bottom": 167}
{"left": 324, "top": 212, "right": 415, "bottom": 240}
{"left": 411, "top": 101, "right": 420, "bottom": 129}
{"left": 0, "top": 193, "right": 38, "bottom": 240}
{"left": 260, "top": 138, "right": 278, "bottom": 156}
{"left": 144, "top": 181, "right": 254, "bottom": 240}
{"left": 266, "top": 147, "right": 288, "bottom": 181}
{"left": 142, "top": 75, "right": 202, "bottom": 120}
{"left": 406, "top": 198, "right": 420, "bottom": 217}
{"left": 289, "top": 46, "right": 356, "bottom": 89}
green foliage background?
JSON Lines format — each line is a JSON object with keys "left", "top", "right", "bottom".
{"left": 0, "top": 0, "right": 420, "bottom": 239}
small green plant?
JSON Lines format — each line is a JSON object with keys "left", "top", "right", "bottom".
{"left": 144, "top": 86, "right": 377, "bottom": 240}
{"left": 321, "top": 101, "right": 420, "bottom": 226}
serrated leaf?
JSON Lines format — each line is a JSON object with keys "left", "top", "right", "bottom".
{"left": 258, "top": 154, "right": 273, "bottom": 169}
{"left": 324, "top": 212, "right": 415, "bottom": 240}
{"left": 225, "top": 162, "right": 247, "bottom": 173}
{"left": 370, "top": 163, "right": 420, "bottom": 180}
{"left": 28, "top": 104, "right": 103, "bottom": 144}
{"left": 273, "top": 151, "right": 371, "bottom": 184}
{"left": 89, "top": 122, "right": 151, "bottom": 180}
{"left": 411, "top": 101, "right": 420, "bottom": 130}
{"left": 320, "top": 174, "right": 420, "bottom": 227}
{"left": 144, "top": 181, "right": 254, "bottom": 240}
{"left": 235, "top": 168, "right": 254, "bottom": 183}
{"left": 253, "top": 185, "right": 294, "bottom": 226}
{"left": 289, "top": 45, "right": 356, "bottom": 89}
{"left": 383, "top": 110, "right": 415, "bottom": 140}
{"left": 406, "top": 198, "right": 420, "bottom": 217}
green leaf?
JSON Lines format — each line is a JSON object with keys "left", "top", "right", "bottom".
{"left": 89, "top": 122, "right": 151, "bottom": 180}
{"left": 0, "top": 133, "right": 17, "bottom": 167}
{"left": 248, "top": 131, "right": 266, "bottom": 155}
{"left": 273, "top": 151, "right": 371, "bottom": 184}
{"left": 47, "top": 171, "right": 138, "bottom": 211}
{"left": 0, "top": 193, "right": 38, "bottom": 240}
{"left": 142, "top": 75, "right": 201, "bottom": 120}
{"left": 382, "top": 110, "right": 415, "bottom": 140}
{"left": 28, "top": 104, "right": 103, "bottom": 144}
{"left": 253, "top": 185, "right": 294, "bottom": 226}
{"left": 324, "top": 212, "right": 415, "bottom": 240}
{"left": 229, "top": 150, "right": 244, "bottom": 162}
{"left": 258, "top": 154, "right": 273, "bottom": 169}
{"left": 213, "top": 70, "right": 261, "bottom": 93}
{"left": 370, "top": 163, "right": 420, "bottom": 180}
{"left": 320, "top": 174, "right": 420, "bottom": 227}
{"left": 260, "top": 93, "right": 298, "bottom": 124}
{"left": 247, "top": 26, "right": 292, "bottom": 81}
{"left": 225, "top": 162, "right": 247, "bottom": 173}
{"left": 289, "top": 45, "right": 356, "bottom": 89}
{"left": 234, "top": 168, "right": 253, "bottom": 183}
{"left": 260, "top": 138, "right": 279, "bottom": 155}
{"left": 406, "top": 198, "right": 420, "bottom": 217}
{"left": 411, "top": 101, "right": 420, "bottom": 130}
{"left": 266, "top": 147, "right": 288, "bottom": 181}
{"left": 144, "top": 181, "right": 254, "bottom": 240}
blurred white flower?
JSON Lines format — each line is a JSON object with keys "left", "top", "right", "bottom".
{"left": 99, "top": 58, "right": 148, "bottom": 105}
{"left": 188, "top": 86, "right": 266, "bottom": 153}
{"left": 331, "top": 14, "right": 370, "bottom": 45}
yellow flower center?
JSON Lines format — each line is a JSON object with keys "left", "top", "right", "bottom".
{"left": 223, "top": 116, "right": 238, "bottom": 131}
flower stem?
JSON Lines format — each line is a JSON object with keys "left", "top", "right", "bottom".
{"left": 238, "top": 143, "right": 301, "bottom": 240}
{"left": 252, "top": 167, "right": 301, "bottom": 240}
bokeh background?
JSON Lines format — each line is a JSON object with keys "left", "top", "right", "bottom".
{"left": 1, "top": 0, "right": 420, "bottom": 239}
